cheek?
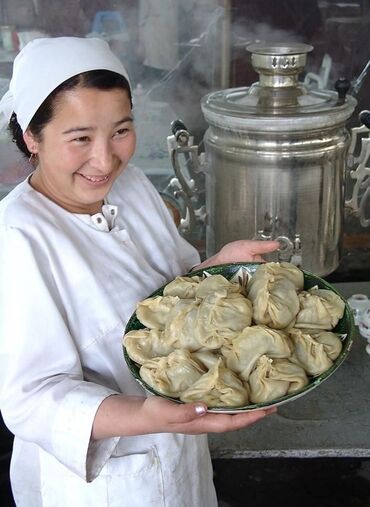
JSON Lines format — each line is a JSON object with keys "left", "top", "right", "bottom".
{"left": 39, "top": 142, "right": 80, "bottom": 166}
{"left": 57, "top": 146, "right": 90, "bottom": 169}
{"left": 129, "top": 136, "right": 137, "bottom": 157}
{"left": 118, "top": 135, "right": 136, "bottom": 159}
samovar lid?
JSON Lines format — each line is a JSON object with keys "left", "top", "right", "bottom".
{"left": 201, "top": 43, "right": 356, "bottom": 132}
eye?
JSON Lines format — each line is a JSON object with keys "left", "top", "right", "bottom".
{"left": 113, "top": 128, "right": 130, "bottom": 138}
{"left": 74, "top": 136, "right": 90, "bottom": 143}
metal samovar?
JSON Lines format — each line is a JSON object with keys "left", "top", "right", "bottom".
{"left": 167, "top": 43, "right": 370, "bottom": 277}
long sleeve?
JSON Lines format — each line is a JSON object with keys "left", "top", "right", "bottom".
{"left": 0, "top": 225, "right": 119, "bottom": 481}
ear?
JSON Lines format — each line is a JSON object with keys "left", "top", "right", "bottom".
{"left": 23, "top": 129, "right": 39, "bottom": 154}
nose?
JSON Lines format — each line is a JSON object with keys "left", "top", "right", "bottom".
{"left": 90, "top": 139, "right": 113, "bottom": 172}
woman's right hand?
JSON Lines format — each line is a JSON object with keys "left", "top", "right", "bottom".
{"left": 92, "top": 394, "right": 276, "bottom": 440}
{"left": 140, "top": 395, "right": 276, "bottom": 435}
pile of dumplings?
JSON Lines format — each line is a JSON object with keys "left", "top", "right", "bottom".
{"left": 123, "top": 262, "right": 345, "bottom": 409}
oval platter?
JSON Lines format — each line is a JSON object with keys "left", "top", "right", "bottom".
{"left": 123, "top": 262, "right": 356, "bottom": 413}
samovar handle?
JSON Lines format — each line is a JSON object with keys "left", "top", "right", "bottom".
{"left": 166, "top": 120, "right": 206, "bottom": 234}
{"left": 346, "top": 110, "right": 370, "bottom": 227}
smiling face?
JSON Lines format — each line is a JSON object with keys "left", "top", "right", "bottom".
{"left": 24, "top": 86, "right": 136, "bottom": 214}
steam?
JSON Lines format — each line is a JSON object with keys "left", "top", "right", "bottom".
{"left": 130, "top": 3, "right": 322, "bottom": 162}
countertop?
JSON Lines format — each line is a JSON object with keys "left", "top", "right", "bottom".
{"left": 209, "top": 281, "right": 370, "bottom": 459}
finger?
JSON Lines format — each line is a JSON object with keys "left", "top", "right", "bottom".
{"left": 199, "top": 408, "right": 272, "bottom": 433}
{"left": 166, "top": 401, "right": 208, "bottom": 424}
{"left": 264, "top": 407, "right": 278, "bottom": 416}
{"left": 144, "top": 397, "right": 208, "bottom": 427}
{"left": 252, "top": 255, "right": 264, "bottom": 262}
{"left": 249, "top": 240, "right": 280, "bottom": 254}
{"left": 225, "top": 240, "right": 279, "bottom": 260}
{"left": 175, "top": 407, "right": 276, "bottom": 434}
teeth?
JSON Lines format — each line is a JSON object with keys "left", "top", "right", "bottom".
{"left": 82, "top": 174, "right": 109, "bottom": 182}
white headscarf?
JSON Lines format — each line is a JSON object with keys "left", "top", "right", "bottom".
{"left": 0, "top": 36, "right": 131, "bottom": 132}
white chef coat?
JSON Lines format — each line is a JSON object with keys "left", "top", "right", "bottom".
{"left": 0, "top": 164, "right": 217, "bottom": 507}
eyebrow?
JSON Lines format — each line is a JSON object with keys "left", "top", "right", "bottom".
{"left": 62, "top": 116, "right": 134, "bottom": 135}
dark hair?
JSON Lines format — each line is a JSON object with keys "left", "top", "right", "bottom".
{"left": 9, "top": 69, "right": 132, "bottom": 158}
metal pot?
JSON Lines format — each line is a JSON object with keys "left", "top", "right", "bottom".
{"left": 168, "top": 43, "right": 360, "bottom": 276}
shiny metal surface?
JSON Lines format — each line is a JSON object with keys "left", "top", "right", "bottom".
{"left": 200, "top": 44, "right": 356, "bottom": 276}
{"left": 248, "top": 43, "right": 313, "bottom": 89}
{"left": 204, "top": 126, "right": 350, "bottom": 275}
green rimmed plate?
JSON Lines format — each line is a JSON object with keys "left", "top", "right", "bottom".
{"left": 123, "top": 262, "right": 356, "bottom": 413}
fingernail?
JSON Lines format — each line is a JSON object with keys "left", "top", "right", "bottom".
{"left": 195, "top": 405, "right": 207, "bottom": 416}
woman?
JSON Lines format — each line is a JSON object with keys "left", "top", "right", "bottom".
{"left": 0, "top": 37, "right": 278, "bottom": 506}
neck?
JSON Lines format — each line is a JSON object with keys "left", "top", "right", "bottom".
{"left": 29, "top": 173, "right": 104, "bottom": 215}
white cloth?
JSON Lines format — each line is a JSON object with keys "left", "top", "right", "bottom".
{"left": 0, "top": 164, "right": 217, "bottom": 507}
{"left": 139, "top": 0, "right": 178, "bottom": 70}
{"left": 0, "top": 36, "right": 131, "bottom": 132}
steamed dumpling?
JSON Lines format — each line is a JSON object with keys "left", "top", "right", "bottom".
{"left": 195, "top": 274, "right": 242, "bottom": 300}
{"left": 247, "top": 262, "right": 304, "bottom": 329}
{"left": 248, "top": 355, "right": 308, "bottom": 404}
{"left": 195, "top": 293, "right": 253, "bottom": 344}
{"left": 248, "top": 355, "right": 290, "bottom": 404}
{"left": 299, "top": 329, "right": 343, "bottom": 361}
{"left": 222, "top": 325, "right": 292, "bottom": 380}
{"left": 288, "top": 328, "right": 334, "bottom": 376}
{"left": 139, "top": 349, "right": 206, "bottom": 397}
{"left": 163, "top": 299, "right": 228, "bottom": 351}
{"left": 295, "top": 288, "right": 345, "bottom": 330}
{"left": 248, "top": 262, "right": 304, "bottom": 291}
{"left": 163, "top": 276, "right": 202, "bottom": 299}
{"left": 247, "top": 268, "right": 300, "bottom": 329}
{"left": 163, "top": 293, "right": 252, "bottom": 351}
{"left": 136, "top": 295, "right": 182, "bottom": 329}
{"left": 192, "top": 350, "right": 222, "bottom": 370}
{"left": 123, "top": 328, "right": 175, "bottom": 364}
{"left": 180, "top": 358, "right": 249, "bottom": 408}
{"left": 163, "top": 300, "right": 203, "bottom": 351}
{"left": 269, "top": 358, "right": 309, "bottom": 393}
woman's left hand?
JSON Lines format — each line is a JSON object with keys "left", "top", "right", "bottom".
{"left": 195, "top": 239, "right": 280, "bottom": 270}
